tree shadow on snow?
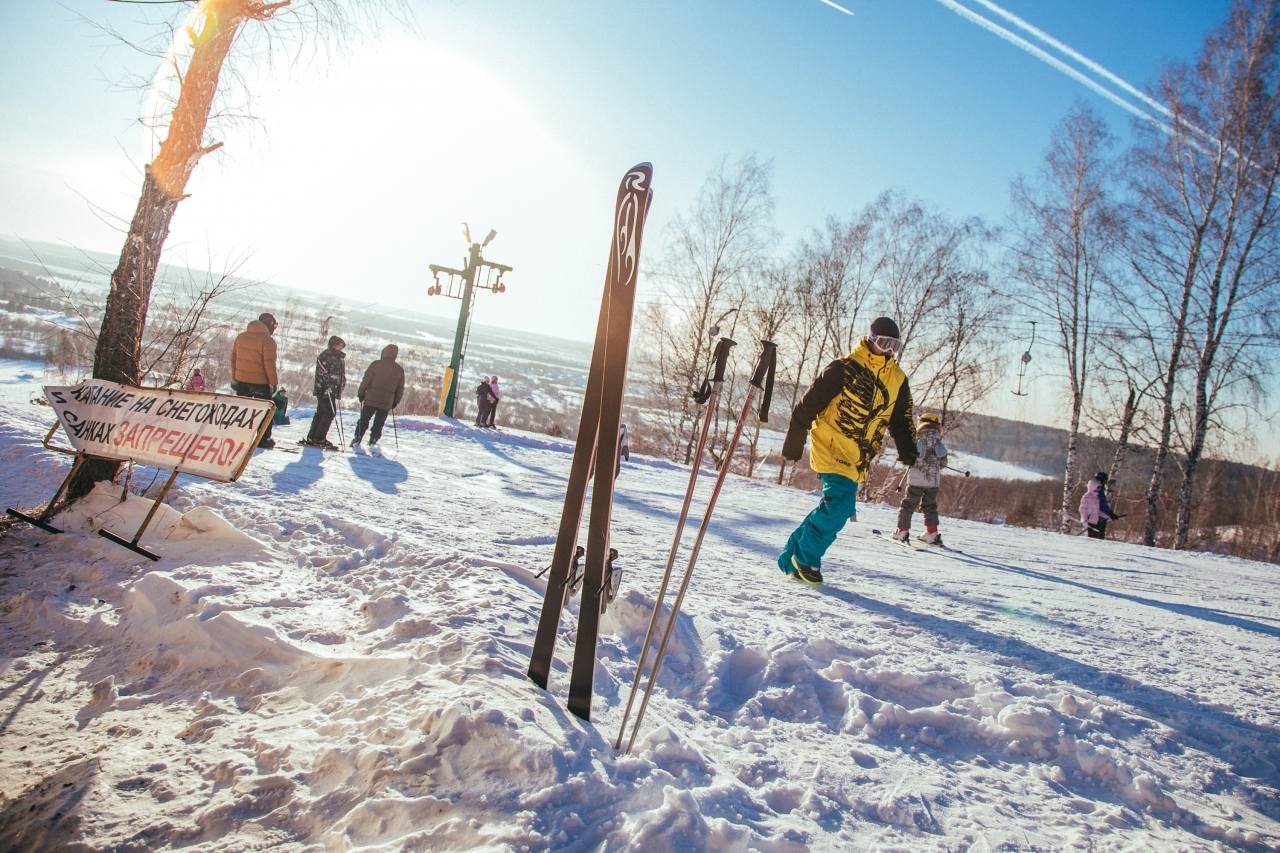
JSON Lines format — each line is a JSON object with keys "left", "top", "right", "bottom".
{"left": 347, "top": 450, "right": 409, "bottom": 495}
{"left": 0, "top": 756, "right": 101, "bottom": 851}
{"left": 818, "top": 583, "right": 1280, "bottom": 785}
{"left": 943, "top": 550, "right": 1280, "bottom": 640}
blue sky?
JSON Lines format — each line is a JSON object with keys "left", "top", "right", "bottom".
{"left": 0, "top": 0, "right": 1238, "bottom": 434}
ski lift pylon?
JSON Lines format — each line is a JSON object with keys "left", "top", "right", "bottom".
{"left": 1012, "top": 321, "right": 1036, "bottom": 397}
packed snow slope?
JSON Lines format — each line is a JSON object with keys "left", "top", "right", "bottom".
{"left": 1, "top": 363, "right": 1278, "bottom": 852}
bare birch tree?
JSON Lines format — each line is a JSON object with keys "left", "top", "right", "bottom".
{"left": 637, "top": 155, "right": 776, "bottom": 463}
{"left": 1124, "top": 0, "right": 1280, "bottom": 548}
{"left": 1006, "top": 104, "right": 1123, "bottom": 531}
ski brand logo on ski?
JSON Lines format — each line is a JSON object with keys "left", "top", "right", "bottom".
{"left": 613, "top": 167, "right": 649, "bottom": 289}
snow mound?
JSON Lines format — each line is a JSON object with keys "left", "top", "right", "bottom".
{"left": 52, "top": 481, "right": 269, "bottom": 562}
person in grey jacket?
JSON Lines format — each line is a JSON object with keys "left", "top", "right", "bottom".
{"left": 354, "top": 344, "right": 405, "bottom": 446}
{"left": 895, "top": 413, "right": 947, "bottom": 545}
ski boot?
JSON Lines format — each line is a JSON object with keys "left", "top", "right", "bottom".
{"left": 790, "top": 556, "right": 823, "bottom": 586}
{"left": 918, "top": 531, "right": 943, "bottom": 546}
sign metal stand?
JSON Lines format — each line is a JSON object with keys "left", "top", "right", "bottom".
{"left": 5, "top": 423, "right": 86, "bottom": 535}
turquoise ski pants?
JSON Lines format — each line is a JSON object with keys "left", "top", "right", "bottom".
{"left": 778, "top": 473, "right": 859, "bottom": 572}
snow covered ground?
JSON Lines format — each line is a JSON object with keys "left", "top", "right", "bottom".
{"left": 1, "top": 360, "right": 1278, "bottom": 852}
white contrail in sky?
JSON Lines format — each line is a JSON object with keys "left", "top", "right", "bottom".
{"left": 818, "top": 0, "right": 854, "bottom": 15}
{"left": 967, "top": 0, "right": 1171, "bottom": 118}
{"left": 932, "top": 0, "right": 1164, "bottom": 128}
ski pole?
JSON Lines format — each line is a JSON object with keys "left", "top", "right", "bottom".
{"left": 942, "top": 464, "right": 970, "bottom": 477}
{"left": 392, "top": 410, "right": 399, "bottom": 454}
{"left": 330, "top": 391, "right": 346, "bottom": 451}
{"left": 614, "top": 337, "right": 735, "bottom": 751}
{"left": 623, "top": 340, "right": 776, "bottom": 755}
{"left": 894, "top": 466, "right": 910, "bottom": 492}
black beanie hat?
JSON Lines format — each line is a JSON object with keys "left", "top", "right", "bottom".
{"left": 1096, "top": 472, "right": 1108, "bottom": 482}
{"left": 870, "top": 317, "right": 900, "bottom": 338}
{"left": 329, "top": 335, "right": 346, "bottom": 349}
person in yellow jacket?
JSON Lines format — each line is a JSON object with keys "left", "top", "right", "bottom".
{"left": 778, "top": 317, "right": 918, "bottom": 585}
{"left": 230, "top": 312, "right": 280, "bottom": 449}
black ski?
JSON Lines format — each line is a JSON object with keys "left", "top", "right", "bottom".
{"left": 527, "top": 164, "right": 654, "bottom": 714}
{"left": 870, "top": 528, "right": 922, "bottom": 550}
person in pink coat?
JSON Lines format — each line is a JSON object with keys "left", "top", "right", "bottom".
{"left": 1079, "top": 473, "right": 1117, "bottom": 540}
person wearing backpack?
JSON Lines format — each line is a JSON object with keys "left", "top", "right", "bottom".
{"left": 895, "top": 413, "right": 947, "bottom": 545}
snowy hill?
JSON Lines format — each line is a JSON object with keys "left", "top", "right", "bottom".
{"left": 2, "top": 365, "right": 1279, "bottom": 851}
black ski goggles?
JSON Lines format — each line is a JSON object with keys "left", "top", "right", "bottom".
{"left": 869, "top": 334, "right": 904, "bottom": 358}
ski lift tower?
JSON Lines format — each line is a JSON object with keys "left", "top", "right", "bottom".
{"left": 427, "top": 225, "right": 512, "bottom": 418}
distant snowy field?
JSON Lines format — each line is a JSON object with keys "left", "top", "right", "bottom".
{"left": 1, "top": 361, "right": 1278, "bottom": 852}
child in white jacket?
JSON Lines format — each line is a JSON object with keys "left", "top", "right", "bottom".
{"left": 895, "top": 413, "right": 948, "bottom": 545}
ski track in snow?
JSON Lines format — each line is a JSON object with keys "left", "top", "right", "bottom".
{"left": 0, "top": 362, "right": 1278, "bottom": 851}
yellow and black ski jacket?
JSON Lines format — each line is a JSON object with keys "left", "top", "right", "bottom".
{"left": 782, "top": 339, "right": 917, "bottom": 483}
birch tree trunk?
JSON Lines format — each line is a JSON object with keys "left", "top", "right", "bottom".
{"left": 67, "top": 0, "right": 276, "bottom": 500}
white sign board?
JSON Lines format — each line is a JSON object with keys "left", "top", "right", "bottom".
{"left": 45, "top": 380, "right": 274, "bottom": 483}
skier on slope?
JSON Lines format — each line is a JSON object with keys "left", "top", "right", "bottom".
{"left": 1080, "top": 472, "right": 1117, "bottom": 540}
{"left": 895, "top": 413, "right": 947, "bottom": 545}
{"left": 778, "top": 317, "right": 918, "bottom": 585}
{"left": 475, "top": 378, "right": 495, "bottom": 427}
{"left": 303, "top": 336, "right": 346, "bottom": 449}
{"left": 355, "top": 344, "right": 405, "bottom": 446}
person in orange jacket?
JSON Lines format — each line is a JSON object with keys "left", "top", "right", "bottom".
{"left": 230, "top": 312, "right": 279, "bottom": 449}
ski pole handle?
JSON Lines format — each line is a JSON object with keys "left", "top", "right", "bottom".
{"left": 749, "top": 340, "right": 777, "bottom": 387}
{"left": 750, "top": 340, "right": 778, "bottom": 423}
{"left": 711, "top": 337, "right": 735, "bottom": 383}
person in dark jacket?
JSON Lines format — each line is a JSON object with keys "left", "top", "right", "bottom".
{"left": 355, "top": 344, "right": 406, "bottom": 446}
{"left": 777, "top": 317, "right": 918, "bottom": 585}
{"left": 475, "top": 378, "right": 495, "bottom": 427}
{"left": 486, "top": 375, "right": 501, "bottom": 427}
{"left": 303, "top": 336, "right": 346, "bottom": 448}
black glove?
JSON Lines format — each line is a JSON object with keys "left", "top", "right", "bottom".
{"left": 899, "top": 453, "right": 919, "bottom": 468}
{"left": 781, "top": 432, "right": 806, "bottom": 462}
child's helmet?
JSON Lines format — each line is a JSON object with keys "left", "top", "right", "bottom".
{"left": 918, "top": 413, "right": 942, "bottom": 428}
